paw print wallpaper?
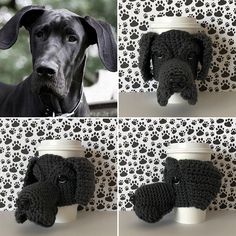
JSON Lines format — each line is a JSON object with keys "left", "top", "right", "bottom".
{"left": 118, "top": 0, "right": 236, "bottom": 93}
{"left": 118, "top": 118, "right": 236, "bottom": 211}
{"left": 0, "top": 118, "right": 117, "bottom": 211}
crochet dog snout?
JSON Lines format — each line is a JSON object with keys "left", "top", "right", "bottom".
{"left": 15, "top": 182, "right": 59, "bottom": 227}
{"left": 132, "top": 157, "right": 222, "bottom": 223}
{"left": 15, "top": 154, "right": 95, "bottom": 227}
{"left": 132, "top": 182, "right": 175, "bottom": 223}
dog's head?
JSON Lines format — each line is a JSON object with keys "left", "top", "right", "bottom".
{"left": 15, "top": 154, "right": 95, "bottom": 227}
{"left": 131, "top": 157, "right": 222, "bottom": 223}
{"left": 139, "top": 30, "right": 212, "bottom": 91}
{"left": 0, "top": 5, "right": 117, "bottom": 99}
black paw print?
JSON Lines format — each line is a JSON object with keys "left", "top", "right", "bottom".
{"left": 12, "top": 141, "right": 21, "bottom": 150}
{"left": 105, "top": 192, "right": 114, "bottom": 202}
{"left": 126, "top": 41, "right": 135, "bottom": 51}
{"left": 143, "top": 2, "right": 152, "bottom": 13}
{"left": 120, "top": 58, "right": 129, "bottom": 69}
{"left": 3, "top": 179, "right": 11, "bottom": 189}
{"left": 175, "top": 0, "right": 183, "bottom": 8}
{"left": 129, "top": 52, "right": 136, "bottom": 60}
{"left": 227, "top": 192, "right": 236, "bottom": 202}
{"left": 21, "top": 145, "right": 30, "bottom": 155}
{"left": 3, "top": 134, "right": 12, "bottom": 145}
{"left": 196, "top": 9, "right": 204, "bottom": 19}
{"left": 25, "top": 127, "right": 33, "bottom": 137}
{"left": 120, "top": 167, "right": 128, "bottom": 177}
{"left": 224, "top": 119, "right": 233, "bottom": 127}
{"left": 9, "top": 163, "right": 18, "bottom": 173}
{"left": 175, "top": 9, "right": 182, "bottom": 16}
{"left": 159, "top": 150, "right": 167, "bottom": 159}
{"left": 221, "top": 80, "right": 230, "bottom": 90}
{"left": 134, "top": 8, "right": 140, "bottom": 15}
{"left": 147, "top": 148, "right": 156, "bottom": 157}
{"left": 219, "top": 199, "right": 227, "bottom": 209}
{"left": 156, "top": 1, "right": 165, "bottom": 11}
{"left": 228, "top": 144, "right": 236, "bottom": 153}
{"left": 162, "top": 130, "right": 170, "bottom": 140}
{"left": 107, "top": 141, "right": 115, "bottom": 150}
{"left": 108, "top": 176, "right": 116, "bottom": 187}
{"left": 166, "top": 6, "right": 175, "bottom": 16}
{"left": 219, "top": 44, "right": 228, "bottom": 55}
{"left": 96, "top": 200, "right": 105, "bottom": 210}
{"left": 139, "top": 21, "right": 149, "bottom": 31}
{"left": 227, "top": 28, "right": 236, "bottom": 37}
{"left": 0, "top": 199, "right": 6, "bottom": 208}
{"left": 129, "top": 16, "right": 139, "bottom": 27}
{"left": 214, "top": 6, "right": 223, "bottom": 17}
{"left": 208, "top": 24, "right": 217, "bottom": 34}
{"left": 126, "top": 2, "right": 133, "bottom": 10}
{"left": 206, "top": 9, "right": 213, "bottom": 16}
{"left": 139, "top": 155, "right": 147, "bottom": 165}
{"left": 139, "top": 144, "right": 147, "bottom": 153}
{"left": 216, "top": 126, "right": 224, "bottom": 135}
{"left": 195, "top": 0, "right": 204, "bottom": 7}
{"left": 120, "top": 9, "right": 129, "bottom": 21}
{"left": 132, "top": 61, "right": 137, "bottom": 68}
{"left": 136, "top": 166, "right": 145, "bottom": 175}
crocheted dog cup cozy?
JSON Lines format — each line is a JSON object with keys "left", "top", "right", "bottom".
{"left": 131, "top": 157, "right": 222, "bottom": 223}
{"left": 15, "top": 154, "right": 95, "bottom": 227}
{"left": 139, "top": 30, "right": 213, "bottom": 106}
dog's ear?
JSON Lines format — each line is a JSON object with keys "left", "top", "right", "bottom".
{"left": 68, "top": 157, "right": 95, "bottom": 206}
{"left": 23, "top": 157, "right": 38, "bottom": 187}
{"left": 139, "top": 32, "right": 158, "bottom": 81}
{"left": 0, "top": 5, "right": 45, "bottom": 49}
{"left": 80, "top": 16, "right": 117, "bottom": 72}
{"left": 193, "top": 33, "right": 213, "bottom": 80}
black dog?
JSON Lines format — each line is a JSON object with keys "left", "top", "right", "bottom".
{"left": 15, "top": 154, "right": 95, "bottom": 227}
{"left": 0, "top": 5, "right": 117, "bottom": 116}
{"left": 139, "top": 30, "right": 212, "bottom": 106}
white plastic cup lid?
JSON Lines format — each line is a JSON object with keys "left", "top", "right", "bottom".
{"left": 166, "top": 143, "right": 213, "bottom": 154}
{"left": 150, "top": 16, "right": 201, "bottom": 29}
{"left": 37, "top": 140, "right": 85, "bottom": 151}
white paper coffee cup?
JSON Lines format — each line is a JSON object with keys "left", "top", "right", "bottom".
{"left": 166, "top": 142, "right": 213, "bottom": 224}
{"left": 37, "top": 140, "right": 85, "bottom": 223}
{"left": 149, "top": 17, "right": 202, "bottom": 104}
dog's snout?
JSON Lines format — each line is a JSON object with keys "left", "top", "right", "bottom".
{"left": 17, "top": 197, "right": 31, "bottom": 210}
{"left": 35, "top": 61, "right": 58, "bottom": 78}
{"left": 36, "top": 65, "right": 56, "bottom": 78}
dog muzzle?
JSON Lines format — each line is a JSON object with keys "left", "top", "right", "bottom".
{"left": 131, "top": 157, "right": 222, "bottom": 223}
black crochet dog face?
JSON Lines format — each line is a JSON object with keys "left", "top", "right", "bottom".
{"left": 131, "top": 157, "right": 222, "bottom": 223}
{"left": 15, "top": 154, "right": 95, "bottom": 227}
{"left": 139, "top": 30, "right": 213, "bottom": 106}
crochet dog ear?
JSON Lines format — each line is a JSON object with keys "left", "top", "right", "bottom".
{"left": 139, "top": 32, "right": 158, "bottom": 81}
{"left": 68, "top": 157, "right": 95, "bottom": 206}
{"left": 193, "top": 32, "right": 213, "bottom": 81}
{"left": 23, "top": 157, "right": 38, "bottom": 187}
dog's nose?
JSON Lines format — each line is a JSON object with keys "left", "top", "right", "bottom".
{"left": 17, "top": 198, "right": 31, "bottom": 211}
{"left": 36, "top": 65, "right": 57, "bottom": 78}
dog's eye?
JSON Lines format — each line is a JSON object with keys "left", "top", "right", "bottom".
{"left": 67, "top": 35, "right": 78, "bottom": 43}
{"left": 172, "top": 176, "right": 180, "bottom": 185}
{"left": 57, "top": 175, "right": 68, "bottom": 184}
{"left": 187, "top": 53, "right": 195, "bottom": 60}
{"left": 35, "top": 31, "right": 44, "bottom": 38}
